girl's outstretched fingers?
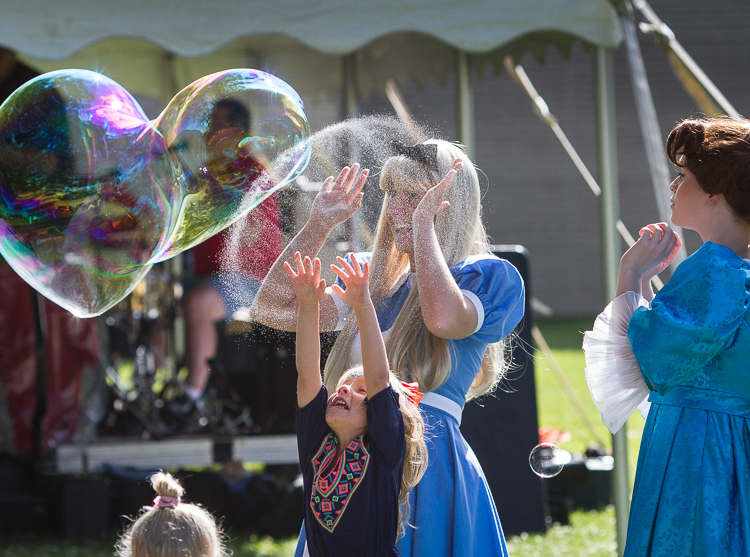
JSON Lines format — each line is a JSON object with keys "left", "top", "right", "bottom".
{"left": 334, "top": 254, "right": 355, "bottom": 278}
{"left": 285, "top": 252, "right": 326, "bottom": 300}
{"left": 416, "top": 162, "right": 461, "bottom": 220}
{"left": 348, "top": 168, "right": 368, "bottom": 201}
{"left": 283, "top": 260, "right": 296, "bottom": 279}
{"left": 303, "top": 255, "right": 315, "bottom": 276}
{"left": 346, "top": 252, "right": 365, "bottom": 276}
{"left": 283, "top": 251, "right": 304, "bottom": 278}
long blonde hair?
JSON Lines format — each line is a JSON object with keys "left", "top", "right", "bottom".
{"left": 116, "top": 472, "right": 228, "bottom": 557}
{"left": 334, "top": 369, "right": 428, "bottom": 539}
{"left": 324, "top": 140, "right": 509, "bottom": 400}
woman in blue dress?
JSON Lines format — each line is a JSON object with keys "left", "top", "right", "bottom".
{"left": 253, "top": 139, "right": 525, "bottom": 556}
{"left": 584, "top": 117, "right": 750, "bottom": 556}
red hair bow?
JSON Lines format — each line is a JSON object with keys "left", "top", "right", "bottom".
{"left": 400, "top": 381, "right": 423, "bottom": 406}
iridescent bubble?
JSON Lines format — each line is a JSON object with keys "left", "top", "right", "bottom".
{"left": 0, "top": 68, "right": 310, "bottom": 317}
{"left": 0, "top": 69, "right": 176, "bottom": 317}
{"left": 529, "top": 443, "right": 572, "bottom": 478}
{"left": 150, "top": 69, "right": 311, "bottom": 261}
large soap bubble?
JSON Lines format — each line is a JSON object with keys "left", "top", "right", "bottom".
{"left": 0, "top": 70, "right": 174, "bottom": 317}
{"left": 0, "top": 68, "right": 310, "bottom": 317}
{"left": 150, "top": 69, "right": 310, "bottom": 261}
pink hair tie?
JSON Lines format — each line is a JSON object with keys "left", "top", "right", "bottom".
{"left": 153, "top": 495, "right": 180, "bottom": 509}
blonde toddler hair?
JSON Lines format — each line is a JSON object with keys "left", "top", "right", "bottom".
{"left": 116, "top": 472, "right": 229, "bottom": 557}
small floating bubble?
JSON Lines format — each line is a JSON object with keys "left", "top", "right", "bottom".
{"left": 529, "top": 443, "right": 571, "bottom": 478}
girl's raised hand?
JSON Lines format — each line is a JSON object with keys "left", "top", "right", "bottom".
{"left": 309, "top": 164, "right": 368, "bottom": 232}
{"left": 330, "top": 253, "right": 371, "bottom": 310}
{"left": 284, "top": 252, "right": 327, "bottom": 306}
{"left": 413, "top": 158, "right": 462, "bottom": 225}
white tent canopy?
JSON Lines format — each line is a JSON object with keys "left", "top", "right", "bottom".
{"left": 3, "top": 0, "right": 622, "bottom": 110}
{"left": 4, "top": 0, "right": 621, "bottom": 59}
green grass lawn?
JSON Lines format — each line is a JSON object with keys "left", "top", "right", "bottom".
{"left": 2, "top": 316, "right": 640, "bottom": 556}
{"left": 533, "top": 317, "right": 645, "bottom": 488}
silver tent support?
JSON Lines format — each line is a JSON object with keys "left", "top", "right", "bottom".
{"left": 621, "top": 5, "right": 686, "bottom": 265}
{"left": 502, "top": 57, "right": 665, "bottom": 291}
{"left": 456, "top": 50, "right": 475, "bottom": 159}
{"left": 634, "top": 0, "right": 741, "bottom": 120}
{"left": 594, "top": 46, "right": 629, "bottom": 557}
{"left": 342, "top": 53, "right": 359, "bottom": 118}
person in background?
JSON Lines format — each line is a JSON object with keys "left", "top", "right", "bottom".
{"left": 177, "top": 98, "right": 282, "bottom": 410}
{"left": 179, "top": 196, "right": 281, "bottom": 406}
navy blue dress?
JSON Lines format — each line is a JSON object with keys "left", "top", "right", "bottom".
{"left": 296, "top": 253, "right": 525, "bottom": 557}
{"left": 296, "top": 385, "right": 406, "bottom": 557}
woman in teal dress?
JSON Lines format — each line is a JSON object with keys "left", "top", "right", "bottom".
{"left": 584, "top": 117, "right": 750, "bottom": 556}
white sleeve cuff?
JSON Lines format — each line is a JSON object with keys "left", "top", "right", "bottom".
{"left": 582, "top": 291, "right": 652, "bottom": 434}
{"left": 461, "top": 289, "right": 484, "bottom": 335}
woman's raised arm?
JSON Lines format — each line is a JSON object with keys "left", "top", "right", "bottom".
{"left": 412, "top": 160, "right": 479, "bottom": 340}
{"left": 250, "top": 165, "right": 368, "bottom": 331}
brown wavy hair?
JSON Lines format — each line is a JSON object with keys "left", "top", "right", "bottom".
{"left": 666, "top": 117, "right": 750, "bottom": 221}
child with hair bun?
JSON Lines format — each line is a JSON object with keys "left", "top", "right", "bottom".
{"left": 116, "top": 471, "right": 229, "bottom": 557}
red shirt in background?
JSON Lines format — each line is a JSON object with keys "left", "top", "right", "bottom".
{"left": 190, "top": 193, "right": 282, "bottom": 281}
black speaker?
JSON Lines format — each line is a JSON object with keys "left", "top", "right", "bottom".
{"left": 215, "top": 323, "right": 337, "bottom": 434}
{"left": 47, "top": 474, "right": 111, "bottom": 539}
{"left": 460, "top": 245, "right": 547, "bottom": 536}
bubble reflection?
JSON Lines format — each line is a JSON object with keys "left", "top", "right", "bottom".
{"left": 0, "top": 68, "right": 310, "bottom": 317}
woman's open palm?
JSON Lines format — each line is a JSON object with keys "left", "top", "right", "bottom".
{"left": 309, "top": 164, "right": 368, "bottom": 231}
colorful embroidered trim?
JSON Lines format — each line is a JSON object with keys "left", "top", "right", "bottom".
{"left": 310, "top": 433, "right": 370, "bottom": 533}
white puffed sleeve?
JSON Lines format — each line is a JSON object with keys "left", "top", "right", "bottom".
{"left": 582, "top": 291, "right": 651, "bottom": 434}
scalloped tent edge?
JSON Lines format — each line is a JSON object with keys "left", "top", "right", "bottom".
{"left": 2, "top": 0, "right": 622, "bottom": 60}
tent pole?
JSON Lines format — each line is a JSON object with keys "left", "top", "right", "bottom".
{"left": 456, "top": 50, "right": 475, "bottom": 160}
{"left": 342, "top": 53, "right": 359, "bottom": 119}
{"left": 341, "top": 53, "right": 363, "bottom": 251}
{"left": 594, "top": 46, "right": 628, "bottom": 557}
{"left": 620, "top": 6, "right": 686, "bottom": 266}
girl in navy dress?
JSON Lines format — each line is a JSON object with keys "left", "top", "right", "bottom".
{"left": 286, "top": 250, "right": 427, "bottom": 556}
{"left": 254, "top": 139, "right": 525, "bottom": 556}
{"left": 584, "top": 117, "right": 750, "bottom": 555}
